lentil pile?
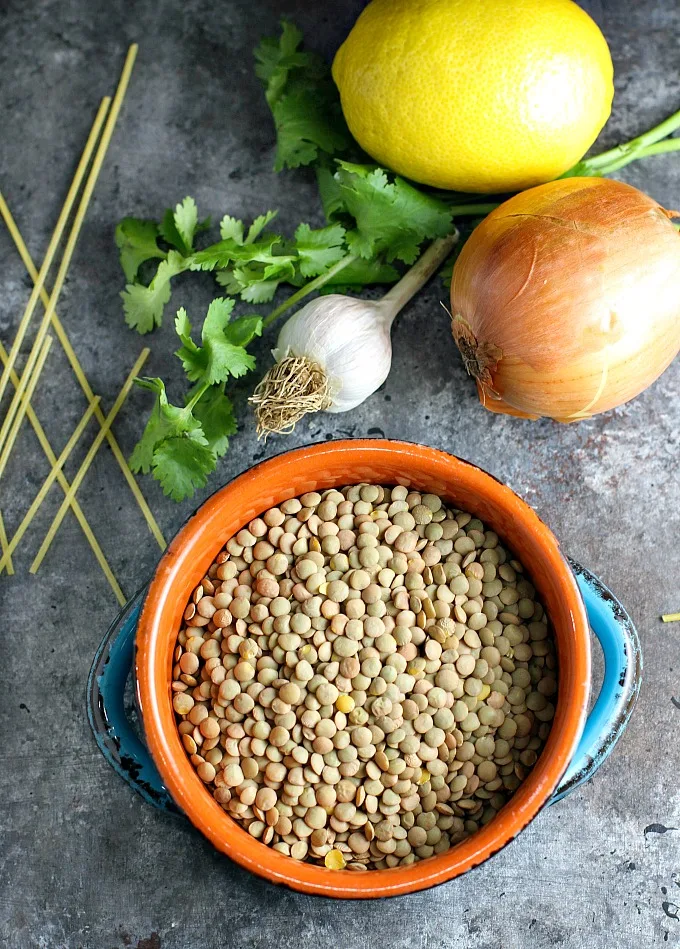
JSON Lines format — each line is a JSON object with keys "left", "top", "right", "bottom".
{"left": 172, "top": 484, "right": 557, "bottom": 871}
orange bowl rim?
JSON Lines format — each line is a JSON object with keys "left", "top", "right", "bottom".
{"left": 135, "top": 439, "right": 590, "bottom": 898}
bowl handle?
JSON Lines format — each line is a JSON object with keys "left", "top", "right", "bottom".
{"left": 87, "top": 585, "right": 178, "bottom": 813}
{"left": 550, "top": 560, "right": 642, "bottom": 803}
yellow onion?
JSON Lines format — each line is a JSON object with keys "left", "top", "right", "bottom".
{"left": 450, "top": 177, "right": 680, "bottom": 421}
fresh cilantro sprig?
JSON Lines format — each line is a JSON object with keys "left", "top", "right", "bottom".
{"left": 120, "top": 201, "right": 357, "bottom": 333}
{"left": 121, "top": 250, "right": 187, "bottom": 334}
{"left": 174, "top": 299, "right": 257, "bottom": 385}
{"left": 255, "top": 20, "right": 352, "bottom": 170}
{"left": 128, "top": 300, "right": 260, "bottom": 501}
{"left": 115, "top": 218, "right": 166, "bottom": 283}
{"left": 120, "top": 22, "right": 457, "bottom": 502}
{"left": 323, "top": 162, "right": 453, "bottom": 264}
{"left": 129, "top": 377, "right": 216, "bottom": 501}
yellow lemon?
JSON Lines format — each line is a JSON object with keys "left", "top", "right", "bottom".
{"left": 332, "top": 0, "right": 614, "bottom": 193}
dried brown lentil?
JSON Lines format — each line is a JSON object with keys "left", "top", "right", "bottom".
{"left": 173, "top": 484, "right": 557, "bottom": 871}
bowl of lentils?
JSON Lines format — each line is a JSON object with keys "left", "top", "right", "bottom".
{"left": 135, "top": 440, "right": 591, "bottom": 897}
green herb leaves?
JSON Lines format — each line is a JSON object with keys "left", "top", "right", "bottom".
{"left": 331, "top": 163, "right": 453, "bottom": 264}
{"left": 175, "top": 300, "right": 258, "bottom": 386}
{"left": 129, "top": 377, "right": 215, "bottom": 501}
{"left": 193, "top": 385, "right": 237, "bottom": 458}
{"left": 121, "top": 250, "right": 187, "bottom": 334}
{"left": 255, "top": 20, "right": 351, "bottom": 170}
{"left": 160, "top": 197, "right": 210, "bottom": 256}
{"left": 120, "top": 20, "right": 456, "bottom": 503}
{"left": 115, "top": 218, "right": 166, "bottom": 283}
{"left": 129, "top": 300, "right": 260, "bottom": 501}
{"left": 294, "top": 223, "right": 346, "bottom": 277}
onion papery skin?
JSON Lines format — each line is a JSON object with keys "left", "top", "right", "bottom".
{"left": 450, "top": 177, "right": 680, "bottom": 421}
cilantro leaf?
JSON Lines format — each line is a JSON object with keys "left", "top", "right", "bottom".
{"left": 115, "top": 218, "right": 166, "bottom": 283}
{"left": 160, "top": 208, "right": 187, "bottom": 254}
{"left": 159, "top": 197, "right": 209, "bottom": 255}
{"left": 129, "top": 377, "right": 217, "bottom": 502}
{"left": 223, "top": 315, "right": 263, "bottom": 347}
{"left": 173, "top": 196, "right": 198, "bottom": 252}
{"left": 174, "top": 299, "right": 256, "bottom": 385}
{"left": 316, "top": 166, "right": 347, "bottom": 222}
{"left": 269, "top": 91, "right": 349, "bottom": 171}
{"left": 121, "top": 250, "right": 187, "bottom": 333}
{"left": 174, "top": 307, "right": 200, "bottom": 360}
{"left": 192, "top": 385, "right": 238, "bottom": 458}
{"left": 215, "top": 211, "right": 283, "bottom": 298}
{"left": 192, "top": 224, "right": 296, "bottom": 303}
{"left": 255, "top": 20, "right": 308, "bottom": 104}
{"left": 152, "top": 435, "right": 216, "bottom": 502}
{"left": 218, "top": 211, "right": 280, "bottom": 246}
{"left": 216, "top": 256, "right": 296, "bottom": 302}
{"left": 331, "top": 163, "right": 453, "bottom": 263}
{"left": 246, "top": 211, "right": 278, "bottom": 244}
{"left": 188, "top": 240, "right": 245, "bottom": 272}
{"left": 202, "top": 314, "right": 256, "bottom": 381}
{"left": 255, "top": 20, "right": 351, "bottom": 170}
{"left": 215, "top": 268, "right": 277, "bottom": 303}
{"left": 188, "top": 232, "right": 283, "bottom": 271}
{"left": 212, "top": 211, "right": 296, "bottom": 303}
{"left": 219, "top": 215, "right": 245, "bottom": 243}
{"left": 294, "top": 223, "right": 346, "bottom": 277}
{"left": 129, "top": 377, "right": 207, "bottom": 473}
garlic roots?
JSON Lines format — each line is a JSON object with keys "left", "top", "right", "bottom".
{"left": 251, "top": 234, "right": 458, "bottom": 436}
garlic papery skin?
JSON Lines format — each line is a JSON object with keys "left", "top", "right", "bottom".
{"left": 251, "top": 233, "right": 458, "bottom": 436}
{"left": 273, "top": 294, "right": 394, "bottom": 413}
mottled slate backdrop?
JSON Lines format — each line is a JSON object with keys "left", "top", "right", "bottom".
{"left": 0, "top": 1, "right": 678, "bottom": 946}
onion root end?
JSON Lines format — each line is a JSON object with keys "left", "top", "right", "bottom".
{"left": 451, "top": 313, "right": 504, "bottom": 397}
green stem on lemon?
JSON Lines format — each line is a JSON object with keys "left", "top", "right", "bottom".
{"left": 441, "top": 110, "right": 680, "bottom": 218}
{"left": 592, "top": 137, "right": 680, "bottom": 175}
{"left": 564, "top": 107, "right": 680, "bottom": 177}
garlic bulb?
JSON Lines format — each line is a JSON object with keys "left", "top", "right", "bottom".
{"left": 251, "top": 234, "right": 458, "bottom": 435}
{"left": 275, "top": 294, "right": 394, "bottom": 413}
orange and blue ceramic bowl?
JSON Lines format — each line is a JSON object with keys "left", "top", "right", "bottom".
{"left": 88, "top": 440, "right": 641, "bottom": 898}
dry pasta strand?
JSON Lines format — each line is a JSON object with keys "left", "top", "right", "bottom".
{"left": 0, "top": 198, "right": 166, "bottom": 551}
{"left": 0, "top": 336, "right": 53, "bottom": 483}
{"left": 0, "top": 398, "right": 100, "bottom": 575}
{"left": 30, "top": 348, "right": 149, "bottom": 574}
{"left": 0, "top": 341, "right": 125, "bottom": 603}
{"left": 0, "top": 96, "right": 110, "bottom": 415}
{"left": 0, "top": 46, "right": 137, "bottom": 469}
{"left": 0, "top": 510, "right": 14, "bottom": 576}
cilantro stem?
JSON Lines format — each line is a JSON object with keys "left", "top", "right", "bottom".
{"left": 587, "top": 137, "right": 680, "bottom": 175}
{"left": 446, "top": 202, "right": 502, "bottom": 218}
{"left": 263, "top": 253, "right": 358, "bottom": 328}
{"left": 575, "top": 107, "right": 680, "bottom": 172}
{"left": 563, "top": 107, "right": 680, "bottom": 178}
{"left": 185, "top": 381, "right": 209, "bottom": 412}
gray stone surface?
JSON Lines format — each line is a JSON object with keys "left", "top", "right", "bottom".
{"left": 0, "top": 0, "right": 678, "bottom": 946}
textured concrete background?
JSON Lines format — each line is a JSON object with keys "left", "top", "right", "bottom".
{"left": 0, "top": 0, "right": 678, "bottom": 946}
